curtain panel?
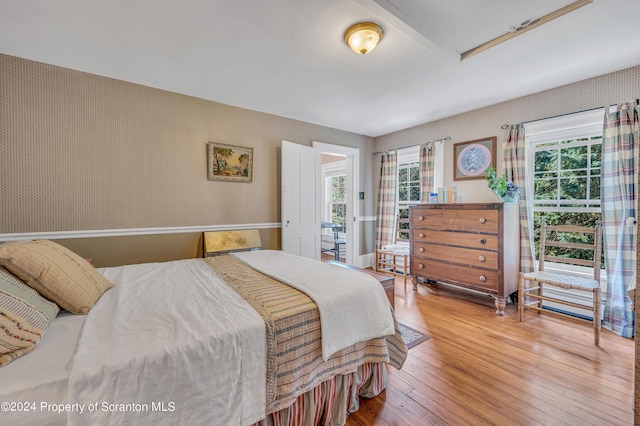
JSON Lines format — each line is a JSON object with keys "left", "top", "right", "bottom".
{"left": 419, "top": 143, "right": 435, "bottom": 201}
{"left": 601, "top": 101, "right": 639, "bottom": 338}
{"left": 503, "top": 124, "right": 535, "bottom": 274}
{"left": 375, "top": 152, "right": 397, "bottom": 250}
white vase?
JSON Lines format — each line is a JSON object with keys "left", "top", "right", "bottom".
{"left": 500, "top": 192, "right": 520, "bottom": 203}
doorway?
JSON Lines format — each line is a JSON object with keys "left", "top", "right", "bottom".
{"left": 313, "top": 142, "right": 359, "bottom": 266}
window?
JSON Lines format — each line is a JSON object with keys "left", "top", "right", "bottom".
{"left": 396, "top": 148, "right": 421, "bottom": 242}
{"left": 329, "top": 175, "right": 346, "bottom": 230}
{"left": 321, "top": 157, "right": 347, "bottom": 234}
{"left": 525, "top": 108, "right": 604, "bottom": 265}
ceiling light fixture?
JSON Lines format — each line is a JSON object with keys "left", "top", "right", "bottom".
{"left": 344, "top": 22, "right": 384, "bottom": 55}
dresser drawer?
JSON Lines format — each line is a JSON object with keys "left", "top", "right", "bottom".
{"left": 412, "top": 259, "right": 499, "bottom": 292}
{"left": 412, "top": 208, "right": 498, "bottom": 233}
{"left": 413, "top": 243, "right": 498, "bottom": 269}
{"left": 412, "top": 229, "right": 499, "bottom": 250}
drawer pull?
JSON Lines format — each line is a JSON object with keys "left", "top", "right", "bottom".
{"left": 479, "top": 238, "right": 486, "bottom": 244}
{"left": 419, "top": 247, "right": 425, "bottom": 253}
{"left": 418, "top": 215, "right": 424, "bottom": 221}
{"left": 479, "top": 217, "right": 486, "bottom": 224}
{"left": 478, "top": 255, "right": 486, "bottom": 262}
{"left": 479, "top": 275, "right": 486, "bottom": 282}
{"left": 419, "top": 233, "right": 425, "bottom": 238}
{"left": 418, "top": 264, "right": 425, "bottom": 269}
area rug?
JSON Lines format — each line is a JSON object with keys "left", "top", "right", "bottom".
{"left": 398, "top": 323, "right": 430, "bottom": 349}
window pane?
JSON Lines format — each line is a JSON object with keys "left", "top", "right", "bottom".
{"left": 331, "top": 176, "right": 345, "bottom": 203}
{"left": 534, "top": 180, "right": 556, "bottom": 200}
{"left": 534, "top": 150, "right": 557, "bottom": 172}
{"left": 409, "top": 166, "right": 420, "bottom": 182}
{"left": 398, "top": 208, "right": 409, "bottom": 219}
{"left": 590, "top": 176, "right": 600, "bottom": 199}
{"left": 536, "top": 171, "right": 557, "bottom": 179}
{"left": 409, "top": 183, "right": 420, "bottom": 201}
{"left": 590, "top": 143, "right": 602, "bottom": 168}
{"left": 560, "top": 146, "right": 588, "bottom": 170}
{"left": 559, "top": 177, "right": 587, "bottom": 199}
{"left": 398, "top": 186, "right": 408, "bottom": 202}
{"left": 331, "top": 204, "right": 346, "bottom": 225}
{"left": 331, "top": 187, "right": 344, "bottom": 202}
{"left": 398, "top": 168, "right": 407, "bottom": 183}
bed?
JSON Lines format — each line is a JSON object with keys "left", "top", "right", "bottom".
{"left": 0, "top": 240, "right": 407, "bottom": 425}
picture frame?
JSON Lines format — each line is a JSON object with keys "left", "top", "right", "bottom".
{"left": 453, "top": 137, "right": 496, "bottom": 181}
{"left": 207, "top": 142, "right": 253, "bottom": 183}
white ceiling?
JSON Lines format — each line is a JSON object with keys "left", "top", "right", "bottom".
{"left": 1, "top": 0, "right": 638, "bottom": 137}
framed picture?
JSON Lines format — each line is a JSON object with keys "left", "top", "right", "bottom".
{"left": 453, "top": 137, "right": 496, "bottom": 181}
{"left": 207, "top": 142, "right": 253, "bottom": 183}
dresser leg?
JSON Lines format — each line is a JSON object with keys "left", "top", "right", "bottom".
{"left": 495, "top": 297, "right": 506, "bottom": 315}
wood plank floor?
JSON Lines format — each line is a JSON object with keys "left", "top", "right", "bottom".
{"left": 346, "top": 275, "right": 634, "bottom": 426}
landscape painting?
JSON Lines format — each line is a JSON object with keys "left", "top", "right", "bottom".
{"left": 207, "top": 142, "right": 253, "bottom": 183}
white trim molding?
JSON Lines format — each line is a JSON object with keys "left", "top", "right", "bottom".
{"left": 0, "top": 223, "right": 282, "bottom": 242}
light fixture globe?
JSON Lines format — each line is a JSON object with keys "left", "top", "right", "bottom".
{"left": 344, "top": 22, "right": 383, "bottom": 55}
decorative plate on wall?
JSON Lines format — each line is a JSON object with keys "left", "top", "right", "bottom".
{"left": 453, "top": 137, "right": 496, "bottom": 181}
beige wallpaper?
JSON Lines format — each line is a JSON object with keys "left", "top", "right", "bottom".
{"left": 0, "top": 54, "right": 374, "bottom": 236}
{"left": 373, "top": 65, "right": 640, "bottom": 204}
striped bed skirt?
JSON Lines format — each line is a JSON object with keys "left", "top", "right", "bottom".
{"left": 254, "top": 362, "right": 386, "bottom": 426}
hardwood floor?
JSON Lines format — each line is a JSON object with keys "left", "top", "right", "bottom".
{"left": 346, "top": 275, "right": 634, "bottom": 426}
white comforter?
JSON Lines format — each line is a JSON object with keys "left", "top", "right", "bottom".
{"left": 232, "top": 250, "right": 395, "bottom": 360}
{"left": 67, "top": 259, "right": 266, "bottom": 426}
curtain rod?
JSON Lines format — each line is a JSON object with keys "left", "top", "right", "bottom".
{"left": 500, "top": 105, "right": 607, "bottom": 129}
{"left": 372, "top": 136, "right": 451, "bottom": 156}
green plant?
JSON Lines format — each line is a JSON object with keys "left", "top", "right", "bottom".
{"left": 486, "top": 167, "right": 519, "bottom": 197}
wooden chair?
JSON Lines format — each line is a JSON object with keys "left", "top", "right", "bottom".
{"left": 518, "top": 219, "right": 602, "bottom": 345}
{"left": 374, "top": 216, "right": 409, "bottom": 290}
{"left": 321, "top": 222, "right": 345, "bottom": 261}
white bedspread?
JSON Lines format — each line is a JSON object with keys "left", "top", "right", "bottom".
{"left": 232, "top": 250, "right": 395, "bottom": 360}
{"left": 67, "top": 259, "right": 266, "bottom": 426}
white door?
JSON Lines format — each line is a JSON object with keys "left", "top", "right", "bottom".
{"left": 281, "top": 141, "right": 321, "bottom": 260}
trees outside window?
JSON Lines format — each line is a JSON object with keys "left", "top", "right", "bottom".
{"left": 329, "top": 175, "right": 346, "bottom": 231}
{"left": 396, "top": 160, "right": 420, "bottom": 241}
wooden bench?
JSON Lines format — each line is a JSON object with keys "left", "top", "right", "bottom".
{"left": 325, "top": 261, "right": 395, "bottom": 309}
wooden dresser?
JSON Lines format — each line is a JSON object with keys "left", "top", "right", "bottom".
{"left": 409, "top": 202, "right": 519, "bottom": 315}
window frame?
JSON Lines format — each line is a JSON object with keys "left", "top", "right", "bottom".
{"left": 321, "top": 159, "right": 347, "bottom": 237}
{"left": 395, "top": 147, "right": 421, "bottom": 243}
{"left": 524, "top": 108, "right": 607, "bottom": 306}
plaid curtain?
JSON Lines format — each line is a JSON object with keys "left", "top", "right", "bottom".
{"left": 503, "top": 124, "right": 535, "bottom": 273}
{"left": 420, "top": 142, "right": 435, "bottom": 201}
{"left": 376, "top": 152, "right": 397, "bottom": 249}
{"left": 601, "top": 102, "right": 639, "bottom": 338}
